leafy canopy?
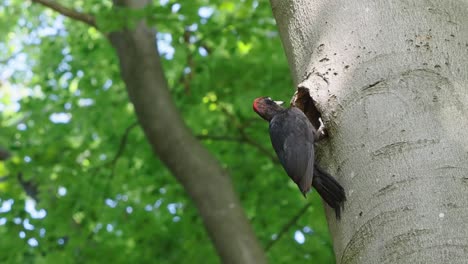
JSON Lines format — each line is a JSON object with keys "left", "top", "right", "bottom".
{"left": 0, "top": 0, "right": 335, "bottom": 263}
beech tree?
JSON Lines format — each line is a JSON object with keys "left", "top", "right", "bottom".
{"left": 271, "top": 0, "right": 468, "bottom": 263}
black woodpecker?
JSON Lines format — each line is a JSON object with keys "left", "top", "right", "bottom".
{"left": 253, "top": 96, "right": 346, "bottom": 219}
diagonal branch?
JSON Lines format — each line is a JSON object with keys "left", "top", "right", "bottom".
{"left": 89, "top": 121, "right": 138, "bottom": 197}
{"left": 109, "top": 121, "right": 139, "bottom": 176}
{"left": 238, "top": 129, "right": 278, "bottom": 163}
{"left": 197, "top": 133, "right": 278, "bottom": 163}
{"left": 31, "top": 0, "right": 97, "bottom": 28}
{"left": 17, "top": 173, "right": 39, "bottom": 202}
{"left": 87, "top": 121, "right": 138, "bottom": 174}
{"left": 110, "top": 121, "right": 139, "bottom": 166}
{"left": 196, "top": 135, "right": 242, "bottom": 142}
{"left": 265, "top": 202, "right": 312, "bottom": 251}
{"left": 219, "top": 106, "right": 279, "bottom": 163}
{"left": 0, "top": 147, "right": 11, "bottom": 161}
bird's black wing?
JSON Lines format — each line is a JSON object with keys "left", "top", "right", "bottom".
{"left": 269, "top": 108, "right": 315, "bottom": 194}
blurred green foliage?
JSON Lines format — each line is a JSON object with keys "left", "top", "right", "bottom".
{"left": 0, "top": 0, "right": 334, "bottom": 263}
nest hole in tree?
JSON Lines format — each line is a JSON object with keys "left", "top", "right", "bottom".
{"left": 290, "top": 87, "right": 322, "bottom": 130}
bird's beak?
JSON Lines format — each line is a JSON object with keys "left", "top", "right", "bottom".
{"left": 274, "top": 101, "right": 284, "bottom": 106}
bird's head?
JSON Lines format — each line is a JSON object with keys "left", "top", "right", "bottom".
{"left": 253, "top": 97, "right": 284, "bottom": 121}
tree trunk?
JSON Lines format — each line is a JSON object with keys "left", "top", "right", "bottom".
{"left": 270, "top": 0, "right": 468, "bottom": 263}
{"left": 107, "top": 1, "right": 267, "bottom": 263}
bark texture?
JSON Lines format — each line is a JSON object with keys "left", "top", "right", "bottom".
{"left": 107, "top": 1, "right": 267, "bottom": 263}
{"left": 270, "top": 0, "right": 468, "bottom": 263}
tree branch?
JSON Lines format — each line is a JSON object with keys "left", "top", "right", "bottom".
{"left": 217, "top": 106, "right": 279, "bottom": 163}
{"left": 108, "top": 0, "right": 267, "bottom": 260}
{"left": 0, "top": 147, "right": 11, "bottom": 161}
{"left": 265, "top": 202, "right": 312, "bottom": 251}
{"left": 17, "top": 173, "right": 39, "bottom": 201}
{"left": 239, "top": 130, "right": 278, "bottom": 163}
{"left": 196, "top": 135, "right": 242, "bottom": 142}
{"left": 197, "top": 133, "right": 279, "bottom": 163}
{"left": 98, "top": 121, "right": 139, "bottom": 196}
{"left": 30, "top": 0, "right": 97, "bottom": 28}
{"left": 109, "top": 121, "right": 139, "bottom": 170}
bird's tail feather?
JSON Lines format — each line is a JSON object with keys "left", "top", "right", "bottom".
{"left": 312, "top": 165, "right": 346, "bottom": 219}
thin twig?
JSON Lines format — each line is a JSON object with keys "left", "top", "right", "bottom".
{"left": 86, "top": 121, "right": 139, "bottom": 173}
{"left": 31, "top": 0, "right": 97, "bottom": 28}
{"left": 99, "top": 121, "right": 138, "bottom": 197}
{"left": 109, "top": 121, "right": 139, "bottom": 176}
{"left": 197, "top": 133, "right": 279, "bottom": 164}
{"left": 0, "top": 147, "right": 11, "bottom": 161}
{"left": 178, "top": 29, "right": 196, "bottom": 94}
{"left": 238, "top": 130, "right": 278, "bottom": 163}
{"left": 265, "top": 202, "right": 312, "bottom": 251}
{"left": 196, "top": 135, "right": 242, "bottom": 142}
{"left": 218, "top": 106, "right": 279, "bottom": 163}
{"left": 17, "top": 173, "right": 39, "bottom": 202}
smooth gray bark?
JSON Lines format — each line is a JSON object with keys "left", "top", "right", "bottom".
{"left": 270, "top": 0, "right": 468, "bottom": 263}
{"left": 107, "top": 1, "right": 267, "bottom": 263}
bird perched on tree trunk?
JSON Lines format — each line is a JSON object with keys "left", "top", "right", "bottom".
{"left": 253, "top": 96, "right": 346, "bottom": 219}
